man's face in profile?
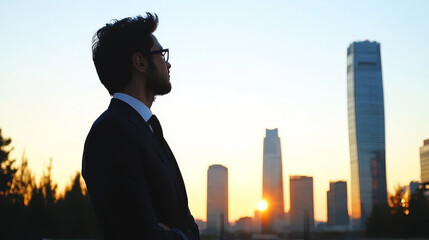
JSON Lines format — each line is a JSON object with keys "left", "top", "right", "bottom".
{"left": 146, "top": 34, "right": 172, "bottom": 96}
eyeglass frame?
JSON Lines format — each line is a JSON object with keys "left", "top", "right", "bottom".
{"left": 150, "top": 48, "right": 169, "bottom": 63}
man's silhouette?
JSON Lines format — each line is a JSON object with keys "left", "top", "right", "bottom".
{"left": 82, "top": 13, "right": 200, "bottom": 240}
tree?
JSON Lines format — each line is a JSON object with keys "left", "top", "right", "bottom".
{"left": 10, "top": 150, "right": 34, "bottom": 206}
{"left": 408, "top": 187, "right": 429, "bottom": 237}
{"left": 0, "top": 128, "right": 16, "bottom": 195}
{"left": 388, "top": 185, "right": 409, "bottom": 237}
{"left": 0, "top": 129, "right": 18, "bottom": 240}
{"left": 0, "top": 128, "right": 101, "bottom": 239}
{"left": 26, "top": 158, "right": 58, "bottom": 238}
{"left": 55, "top": 172, "right": 101, "bottom": 238}
{"left": 365, "top": 202, "right": 390, "bottom": 237}
{"left": 366, "top": 184, "right": 429, "bottom": 238}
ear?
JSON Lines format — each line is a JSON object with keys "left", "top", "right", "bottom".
{"left": 132, "top": 52, "right": 149, "bottom": 73}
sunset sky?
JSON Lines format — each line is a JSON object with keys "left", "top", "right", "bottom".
{"left": 1, "top": 0, "right": 428, "bottom": 223}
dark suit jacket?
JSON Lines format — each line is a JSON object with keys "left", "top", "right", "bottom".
{"left": 82, "top": 98, "right": 200, "bottom": 240}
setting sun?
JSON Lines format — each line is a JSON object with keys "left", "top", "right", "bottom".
{"left": 256, "top": 200, "right": 268, "bottom": 211}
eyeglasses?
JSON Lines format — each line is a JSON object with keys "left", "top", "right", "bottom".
{"left": 150, "top": 48, "right": 169, "bottom": 63}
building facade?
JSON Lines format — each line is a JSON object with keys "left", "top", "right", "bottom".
{"left": 289, "top": 176, "right": 314, "bottom": 232}
{"left": 262, "top": 129, "right": 285, "bottom": 232}
{"left": 327, "top": 181, "right": 349, "bottom": 226}
{"left": 420, "top": 139, "right": 429, "bottom": 183}
{"left": 235, "top": 217, "right": 253, "bottom": 233}
{"left": 401, "top": 181, "right": 420, "bottom": 202}
{"left": 207, "top": 164, "right": 228, "bottom": 234}
{"left": 347, "top": 40, "right": 388, "bottom": 229}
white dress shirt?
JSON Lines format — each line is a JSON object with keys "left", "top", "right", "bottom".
{"left": 113, "top": 93, "right": 153, "bottom": 123}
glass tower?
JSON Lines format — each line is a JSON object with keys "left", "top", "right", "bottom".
{"left": 207, "top": 164, "right": 228, "bottom": 234}
{"left": 290, "top": 176, "right": 314, "bottom": 232}
{"left": 420, "top": 139, "right": 429, "bottom": 183}
{"left": 347, "top": 40, "right": 388, "bottom": 229}
{"left": 327, "top": 181, "right": 349, "bottom": 226}
{"left": 262, "top": 128, "right": 284, "bottom": 232}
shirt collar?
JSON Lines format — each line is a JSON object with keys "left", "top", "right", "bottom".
{"left": 113, "top": 93, "right": 152, "bottom": 122}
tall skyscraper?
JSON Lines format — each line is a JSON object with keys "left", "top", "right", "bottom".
{"left": 207, "top": 164, "right": 228, "bottom": 234}
{"left": 327, "top": 181, "right": 349, "bottom": 226}
{"left": 290, "top": 176, "right": 314, "bottom": 232}
{"left": 262, "top": 129, "right": 285, "bottom": 232}
{"left": 420, "top": 139, "right": 429, "bottom": 183}
{"left": 347, "top": 40, "right": 388, "bottom": 229}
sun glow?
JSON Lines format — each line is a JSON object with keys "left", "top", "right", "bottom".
{"left": 256, "top": 200, "right": 268, "bottom": 211}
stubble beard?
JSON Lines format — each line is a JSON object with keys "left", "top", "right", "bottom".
{"left": 146, "top": 67, "right": 172, "bottom": 96}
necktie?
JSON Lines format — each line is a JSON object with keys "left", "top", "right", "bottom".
{"left": 148, "top": 115, "right": 187, "bottom": 201}
{"left": 148, "top": 114, "right": 164, "bottom": 143}
{"left": 149, "top": 115, "right": 176, "bottom": 176}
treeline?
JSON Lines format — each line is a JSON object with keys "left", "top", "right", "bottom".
{"left": 366, "top": 185, "right": 429, "bottom": 238}
{"left": 0, "top": 129, "right": 101, "bottom": 240}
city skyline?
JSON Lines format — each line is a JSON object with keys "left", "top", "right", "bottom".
{"left": 0, "top": 1, "right": 428, "bottom": 223}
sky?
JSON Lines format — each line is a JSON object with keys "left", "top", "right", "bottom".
{"left": 0, "top": 0, "right": 428, "bottom": 223}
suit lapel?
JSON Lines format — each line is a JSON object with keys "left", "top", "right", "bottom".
{"left": 108, "top": 99, "right": 182, "bottom": 194}
{"left": 108, "top": 99, "right": 172, "bottom": 168}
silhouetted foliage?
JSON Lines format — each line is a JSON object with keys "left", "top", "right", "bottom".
{"left": 0, "top": 129, "right": 101, "bottom": 240}
{"left": 0, "top": 128, "right": 16, "bottom": 195}
{"left": 366, "top": 184, "right": 429, "bottom": 238}
{"left": 408, "top": 187, "right": 429, "bottom": 236}
{"left": 55, "top": 173, "right": 101, "bottom": 238}
{"left": 0, "top": 129, "right": 18, "bottom": 240}
{"left": 365, "top": 203, "right": 390, "bottom": 237}
{"left": 10, "top": 151, "right": 34, "bottom": 205}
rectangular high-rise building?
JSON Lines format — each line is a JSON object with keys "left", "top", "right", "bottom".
{"left": 207, "top": 164, "right": 228, "bottom": 234}
{"left": 347, "top": 40, "right": 388, "bottom": 229}
{"left": 327, "top": 181, "right": 349, "bottom": 226}
{"left": 420, "top": 139, "right": 429, "bottom": 183}
{"left": 262, "top": 129, "right": 285, "bottom": 232}
{"left": 290, "top": 176, "right": 314, "bottom": 232}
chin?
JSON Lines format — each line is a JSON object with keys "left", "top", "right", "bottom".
{"left": 156, "top": 83, "right": 172, "bottom": 96}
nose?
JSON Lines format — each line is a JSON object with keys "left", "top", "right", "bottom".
{"left": 166, "top": 61, "right": 171, "bottom": 69}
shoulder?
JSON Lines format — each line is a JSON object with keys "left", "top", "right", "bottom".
{"left": 82, "top": 109, "right": 139, "bottom": 175}
{"left": 93, "top": 109, "right": 128, "bottom": 132}
{"left": 84, "top": 109, "right": 136, "bottom": 150}
{"left": 88, "top": 98, "right": 144, "bottom": 135}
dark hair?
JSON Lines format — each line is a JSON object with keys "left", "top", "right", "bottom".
{"left": 92, "top": 13, "right": 159, "bottom": 95}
